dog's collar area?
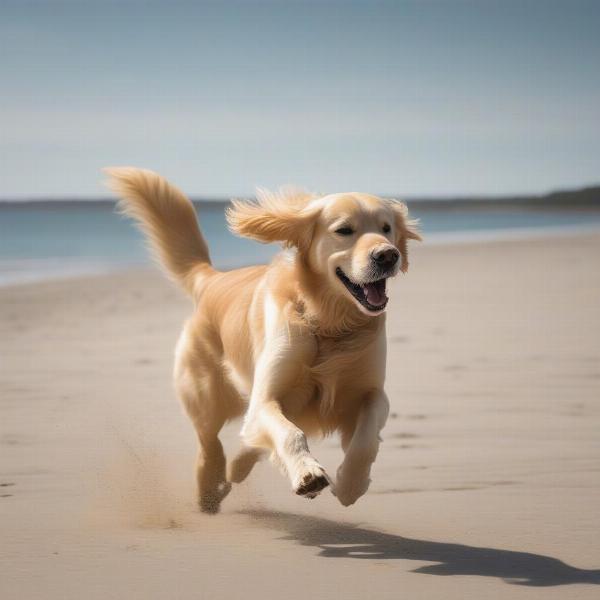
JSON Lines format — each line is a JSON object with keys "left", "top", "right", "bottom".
{"left": 335, "top": 267, "right": 388, "bottom": 312}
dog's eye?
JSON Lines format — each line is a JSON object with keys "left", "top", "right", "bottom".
{"left": 335, "top": 227, "right": 354, "bottom": 236}
{"left": 382, "top": 223, "right": 391, "bottom": 233}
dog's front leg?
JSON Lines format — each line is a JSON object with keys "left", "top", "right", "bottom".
{"left": 245, "top": 400, "right": 330, "bottom": 497}
{"left": 334, "top": 389, "right": 389, "bottom": 506}
{"left": 241, "top": 319, "right": 329, "bottom": 498}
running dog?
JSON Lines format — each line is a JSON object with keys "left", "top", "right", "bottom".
{"left": 105, "top": 168, "right": 420, "bottom": 513}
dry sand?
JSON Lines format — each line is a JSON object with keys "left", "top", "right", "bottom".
{"left": 1, "top": 234, "right": 599, "bottom": 599}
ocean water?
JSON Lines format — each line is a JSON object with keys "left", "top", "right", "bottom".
{"left": 1, "top": 201, "right": 600, "bottom": 286}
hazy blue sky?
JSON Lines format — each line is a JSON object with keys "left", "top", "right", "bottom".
{"left": 1, "top": 0, "right": 599, "bottom": 198}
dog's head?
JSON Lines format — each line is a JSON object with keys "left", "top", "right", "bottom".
{"left": 227, "top": 188, "right": 421, "bottom": 316}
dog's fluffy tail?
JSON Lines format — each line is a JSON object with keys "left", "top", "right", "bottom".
{"left": 104, "top": 167, "right": 213, "bottom": 295}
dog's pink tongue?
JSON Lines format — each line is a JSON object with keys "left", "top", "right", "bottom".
{"left": 363, "top": 282, "right": 386, "bottom": 307}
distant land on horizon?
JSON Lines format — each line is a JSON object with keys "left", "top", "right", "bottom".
{"left": 1, "top": 184, "right": 599, "bottom": 210}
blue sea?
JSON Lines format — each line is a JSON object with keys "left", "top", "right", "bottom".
{"left": 1, "top": 201, "right": 600, "bottom": 286}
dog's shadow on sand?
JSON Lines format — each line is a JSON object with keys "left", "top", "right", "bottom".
{"left": 241, "top": 509, "right": 600, "bottom": 587}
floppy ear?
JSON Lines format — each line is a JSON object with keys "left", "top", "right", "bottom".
{"left": 387, "top": 199, "right": 422, "bottom": 273}
{"left": 226, "top": 187, "right": 320, "bottom": 253}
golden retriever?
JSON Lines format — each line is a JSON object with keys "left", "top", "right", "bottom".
{"left": 105, "top": 168, "right": 421, "bottom": 513}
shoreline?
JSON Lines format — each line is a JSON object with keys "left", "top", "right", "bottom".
{"left": 2, "top": 222, "right": 600, "bottom": 289}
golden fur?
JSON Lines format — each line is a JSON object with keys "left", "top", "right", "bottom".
{"left": 105, "top": 167, "right": 420, "bottom": 512}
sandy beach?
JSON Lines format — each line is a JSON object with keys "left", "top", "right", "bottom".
{"left": 1, "top": 233, "right": 599, "bottom": 599}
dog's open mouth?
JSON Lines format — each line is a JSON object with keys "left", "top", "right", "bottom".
{"left": 335, "top": 267, "right": 388, "bottom": 312}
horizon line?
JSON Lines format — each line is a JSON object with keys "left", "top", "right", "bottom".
{"left": 1, "top": 182, "right": 599, "bottom": 205}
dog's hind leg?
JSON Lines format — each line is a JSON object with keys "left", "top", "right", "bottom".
{"left": 227, "top": 446, "right": 265, "bottom": 483}
{"left": 193, "top": 418, "right": 231, "bottom": 514}
{"left": 175, "top": 329, "right": 236, "bottom": 514}
{"left": 179, "top": 375, "right": 231, "bottom": 513}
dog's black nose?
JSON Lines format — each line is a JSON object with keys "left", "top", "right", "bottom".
{"left": 372, "top": 247, "right": 400, "bottom": 269}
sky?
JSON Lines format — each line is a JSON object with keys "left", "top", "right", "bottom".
{"left": 1, "top": 0, "right": 599, "bottom": 199}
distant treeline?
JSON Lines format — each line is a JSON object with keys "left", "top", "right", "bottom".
{"left": 404, "top": 186, "right": 600, "bottom": 211}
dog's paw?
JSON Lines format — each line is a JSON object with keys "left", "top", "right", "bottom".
{"left": 333, "top": 468, "right": 371, "bottom": 507}
{"left": 198, "top": 481, "right": 232, "bottom": 514}
{"left": 293, "top": 462, "right": 330, "bottom": 498}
